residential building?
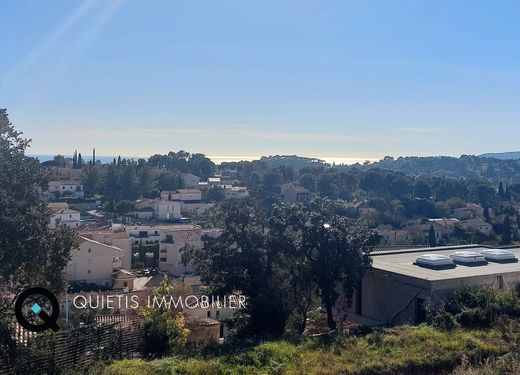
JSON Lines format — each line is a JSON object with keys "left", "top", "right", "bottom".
{"left": 112, "top": 269, "right": 136, "bottom": 291}
{"left": 453, "top": 203, "right": 485, "bottom": 220}
{"left": 42, "top": 167, "right": 84, "bottom": 200}
{"left": 79, "top": 227, "right": 132, "bottom": 270}
{"left": 67, "top": 236, "right": 127, "bottom": 286}
{"left": 48, "top": 202, "right": 81, "bottom": 229}
{"left": 461, "top": 219, "right": 493, "bottom": 235}
{"left": 376, "top": 226, "right": 412, "bottom": 246}
{"left": 127, "top": 224, "right": 220, "bottom": 275}
{"left": 133, "top": 198, "right": 181, "bottom": 221}
{"left": 222, "top": 185, "right": 248, "bottom": 199}
{"left": 281, "top": 183, "right": 311, "bottom": 203}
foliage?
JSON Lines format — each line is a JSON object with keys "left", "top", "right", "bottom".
{"left": 0, "top": 108, "right": 74, "bottom": 311}
{"left": 139, "top": 277, "right": 189, "bottom": 357}
{"left": 103, "top": 325, "right": 509, "bottom": 375}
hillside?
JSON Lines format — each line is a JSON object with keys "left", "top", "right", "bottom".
{"left": 479, "top": 151, "right": 520, "bottom": 160}
{"left": 99, "top": 326, "right": 515, "bottom": 375}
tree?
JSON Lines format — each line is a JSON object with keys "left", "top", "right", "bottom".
{"left": 72, "top": 150, "right": 78, "bottom": 168}
{"left": 428, "top": 224, "right": 437, "bottom": 247}
{"left": 501, "top": 216, "right": 512, "bottom": 245}
{"left": 77, "top": 152, "right": 83, "bottom": 168}
{"left": 299, "top": 173, "right": 315, "bottom": 192}
{"left": 184, "top": 198, "right": 290, "bottom": 336}
{"left": 499, "top": 182, "right": 505, "bottom": 200}
{"left": 140, "top": 277, "right": 189, "bottom": 357}
{"left": 0, "top": 109, "right": 74, "bottom": 316}
{"left": 483, "top": 205, "right": 491, "bottom": 222}
{"left": 302, "top": 198, "right": 374, "bottom": 330}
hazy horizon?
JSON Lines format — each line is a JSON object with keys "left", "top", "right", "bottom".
{"left": 2, "top": 1, "right": 520, "bottom": 159}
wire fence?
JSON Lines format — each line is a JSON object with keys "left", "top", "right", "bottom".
{"left": 0, "top": 317, "right": 143, "bottom": 375}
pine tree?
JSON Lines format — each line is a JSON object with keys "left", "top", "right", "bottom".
{"left": 117, "top": 155, "right": 122, "bottom": 166}
{"left": 428, "top": 224, "right": 437, "bottom": 247}
{"left": 501, "top": 216, "right": 512, "bottom": 245}
{"left": 77, "top": 153, "right": 83, "bottom": 167}
{"left": 92, "top": 148, "right": 96, "bottom": 165}
{"left": 483, "top": 205, "right": 490, "bottom": 222}
{"left": 499, "top": 182, "right": 505, "bottom": 200}
{"left": 72, "top": 150, "right": 78, "bottom": 168}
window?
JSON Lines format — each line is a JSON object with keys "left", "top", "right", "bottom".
{"left": 123, "top": 281, "right": 128, "bottom": 287}
{"left": 87, "top": 270, "right": 91, "bottom": 274}
{"left": 160, "top": 257, "right": 167, "bottom": 262}
{"left": 216, "top": 311, "right": 220, "bottom": 318}
{"left": 207, "top": 311, "right": 211, "bottom": 318}
{"left": 88, "top": 248, "right": 91, "bottom": 253}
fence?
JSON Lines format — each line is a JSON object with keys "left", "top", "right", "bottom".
{"left": 0, "top": 317, "right": 143, "bottom": 375}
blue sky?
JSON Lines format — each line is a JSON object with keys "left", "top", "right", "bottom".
{"left": 1, "top": 0, "right": 520, "bottom": 163}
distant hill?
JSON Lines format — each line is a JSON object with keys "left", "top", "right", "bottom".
{"left": 259, "top": 155, "right": 328, "bottom": 169}
{"left": 479, "top": 151, "right": 520, "bottom": 160}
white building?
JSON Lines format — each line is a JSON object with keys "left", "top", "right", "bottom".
{"left": 222, "top": 185, "right": 248, "bottom": 199}
{"left": 42, "top": 167, "right": 84, "bottom": 200}
{"left": 48, "top": 203, "right": 81, "bottom": 229}
{"left": 127, "top": 224, "right": 220, "bottom": 276}
{"left": 67, "top": 236, "right": 127, "bottom": 286}
{"left": 133, "top": 198, "right": 182, "bottom": 221}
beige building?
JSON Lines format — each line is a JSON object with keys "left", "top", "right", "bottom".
{"left": 79, "top": 227, "right": 132, "bottom": 270}
{"left": 126, "top": 224, "right": 220, "bottom": 275}
{"left": 347, "top": 245, "right": 520, "bottom": 326}
{"left": 67, "top": 236, "right": 128, "bottom": 287}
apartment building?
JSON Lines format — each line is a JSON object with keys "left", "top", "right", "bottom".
{"left": 67, "top": 236, "right": 127, "bottom": 286}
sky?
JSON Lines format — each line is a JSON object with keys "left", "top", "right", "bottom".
{"left": 1, "top": 0, "right": 520, "bottom": 164}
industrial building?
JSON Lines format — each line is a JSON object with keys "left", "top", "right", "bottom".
{"left": 348, "top": 244, "right": 520, "bottom": 326}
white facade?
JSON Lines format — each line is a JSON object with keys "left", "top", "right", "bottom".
{"left": 46, "top": 180, "right": 84, "bottom": 199}
{"left": 152, "top": 199, "right": 181, "bottom": 221}
{"left": 67, "top": 236, "right": 126, "bottom": 286}
{"left": 222, "top": 186, "right": 248, "bottom": 199}
{"left": 48, "top": 203, "right": 81, "bottom": 229}
{"left": 160, "top": 189, "right": 202, "bottom": 202}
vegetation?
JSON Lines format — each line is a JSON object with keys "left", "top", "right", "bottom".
{"left": 98, "top": 325, "right": 509, "bottom": 375}
{"left": 183, "top": 197, "right": 375, "bottom": 336}
{"left": 0, "top": 108, "right": 75, "bottom": 369}
{"left": 140, "top": 277, "right": 190, "bottom": 357}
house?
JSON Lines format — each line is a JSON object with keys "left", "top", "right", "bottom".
{"left": 161, "top": 189, "right": 202, "bottom": 203}
{"left": 42, "top": 167, "right": 84, "bottom": 200}
{"left": 181, "top": 173, "right": 201, "bottom": 188}
{"left": 281, "top": 183, "right": 310, "bottom": 203}
{"left": 461, "top": 219, "right": 493, "bottom": 235}
{"left": 112, "top": 269, "right": 136, "bottom": 291}
{"left": 376, "top": 226, "right": 412, "bottom": 246}
{"left": 453, "top": 203, "right": 485, "bottom": 220}
{"left": 222, "top": 185, "right": 248, "bottom": 199}
{"left": 346, "top": 245, "right": 520, "bottom": 325}
{"left": 404, "top": 219, "right": 459, "bottom": 245}
{"left": 48, "top": 202, "right": 81, "bottom": 229}
{"left": 67, "top": 236, "right": 128, "bottom": 287}
{"left": 133, "top": 198, "right": 182, "bottom": 221}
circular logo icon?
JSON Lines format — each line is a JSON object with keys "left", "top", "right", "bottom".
{"left": 14, "top": 287, "right": 60, "bottom": 332}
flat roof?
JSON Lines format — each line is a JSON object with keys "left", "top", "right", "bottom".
{"left": 371, "top": 244, "right": 520, "bottom": 282}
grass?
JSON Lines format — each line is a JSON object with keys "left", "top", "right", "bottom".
{"left": 99, "top": 325, "right": 512, "bottom": 375}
